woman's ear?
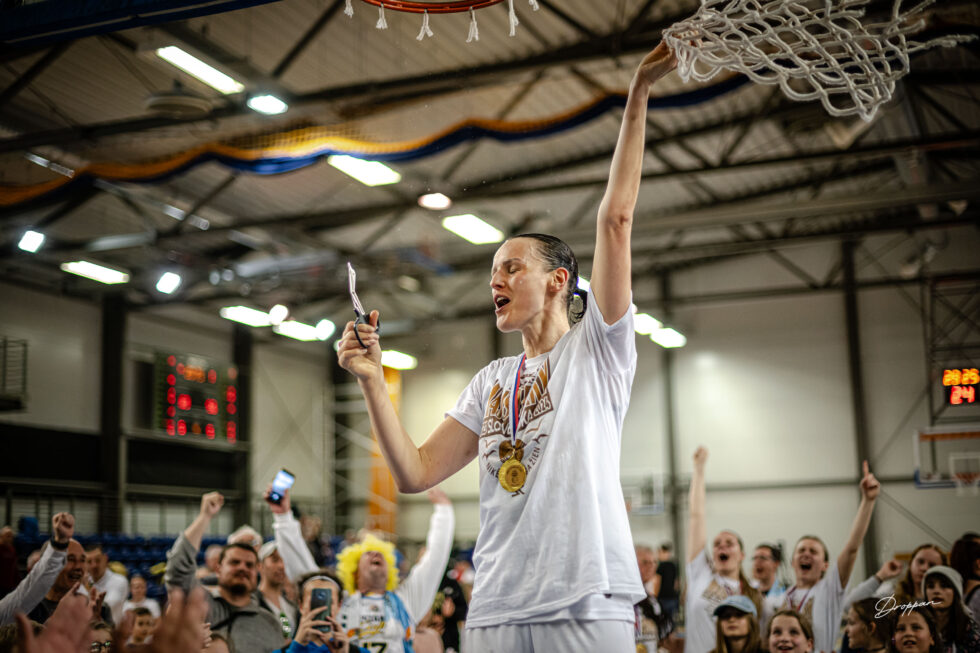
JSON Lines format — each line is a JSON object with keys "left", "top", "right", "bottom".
{"left": 551, "top": 267, "right": 569, "bottom": 292}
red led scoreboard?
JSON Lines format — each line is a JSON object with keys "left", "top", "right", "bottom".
{"left": 154, "top": 352, "right": 239, "bottom": 442}
{"left": 942, "top": 367, "right": 979, "bottom": 406}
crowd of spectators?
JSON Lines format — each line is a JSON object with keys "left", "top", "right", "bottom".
{"left": 0, "top": 451, "right": 976, "bottom": 653}
{"left": 625, "top": 447, "right": 980, "bottom": 653}
{"left": 0, "top": 487, "right": 464, "bottom": 653}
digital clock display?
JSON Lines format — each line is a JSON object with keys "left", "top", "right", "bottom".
{"left": 154, "top": 352, "right": 239, "bottom": 442}
{"left": 942, "top": 367, "right": 979, "bottom": 406}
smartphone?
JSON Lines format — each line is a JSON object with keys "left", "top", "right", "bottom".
{"left": 310, "top": 587, "right": 333, "bottom": 633}
{"left": 268, "top": 469, "right": 295, "bottom": 505}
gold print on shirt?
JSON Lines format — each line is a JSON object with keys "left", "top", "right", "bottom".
{"left": 703, "top": 580, "right": 733, "bottom": 603}
{"left": 479, "top": 360, "right": 554, "bottom": 495}
{"left": 480, "top": 383, "right": 507, "bottom": 440}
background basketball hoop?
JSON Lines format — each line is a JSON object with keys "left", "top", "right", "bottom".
{"left": 344, "top": 0, "right": 539, "bottom": 40}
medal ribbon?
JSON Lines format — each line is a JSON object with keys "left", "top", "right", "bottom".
{"left": 510, "top": 353, "right": 527, "bottom": 444}
{"left": 786, "top": 585, "right": 812, "bottom": 612}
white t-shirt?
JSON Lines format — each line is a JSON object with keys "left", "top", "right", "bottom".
{"left": 684, "top": 548, "right": 741, "bottom": 653}
{"left": 340, "top": 592, "right": 413, "bottom": 653}
{"left": 121, "top": 598, "right": 161, "bottom": 618}
{"left": 335, "top": 504, "right": 455, "bottom": 653}
{"left": 92, "top": 569, "right": 130, "bottom": 624}
{"left": 447, "top": 296, "right": 643, "bottom": 628}
{"left": 778, "top": 561, "right": 844, "bottom": 653}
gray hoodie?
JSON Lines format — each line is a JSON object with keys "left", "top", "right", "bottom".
{"left": 165, "top": 534, "right": 286, "bottom": 653}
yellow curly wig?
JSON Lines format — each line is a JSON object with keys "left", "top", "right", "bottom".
{"left": 335, "top": 533, "right": 399, "bottom": 595}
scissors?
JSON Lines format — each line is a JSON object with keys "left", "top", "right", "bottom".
{"left": 347, "top": 261, "right": 379, "bottom": 349}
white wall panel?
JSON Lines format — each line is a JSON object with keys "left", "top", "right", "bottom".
{"left": 858, "top": 287, "right": 930, "bottom": 478}
{"left": 0, "top": 281, "right": 101, "bottom": 432}
{"left": 250, "top": 342, "right": 331, "bottom": 523}
{"left": 873, "top": 482, "right": 980, "bottom": 555}
{"left": 672, "top": 293, "right": 855, "bottom": 483}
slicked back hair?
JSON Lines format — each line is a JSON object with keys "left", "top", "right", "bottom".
{"left": 513, "top": 233, "right": 585, "bottom": 323}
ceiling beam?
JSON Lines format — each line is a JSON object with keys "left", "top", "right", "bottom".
{"left": 0, "top": 41, "right": 71, "bottom": 109}
{"left": 271, "top": 0, "right": 345, "bottom": 80}
{"left": 460, "top": 130, "right": 980, "bottom": 200}
{"left": 0, "top": 8, "right": 705, "bottom": 154}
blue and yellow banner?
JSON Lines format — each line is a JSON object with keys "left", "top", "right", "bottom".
{"left": 0, "top": 74, "right": 749, "bottom": 209}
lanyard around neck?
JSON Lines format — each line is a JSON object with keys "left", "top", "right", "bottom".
{"left": 510, "top": 354, "right": 527, "bottom": 444}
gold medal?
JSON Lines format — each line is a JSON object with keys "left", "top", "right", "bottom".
{"left": 498, "top": 458, "right": 527, "bottom": 492}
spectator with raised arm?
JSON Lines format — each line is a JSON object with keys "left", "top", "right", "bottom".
{"left": 844, "top": 544, "right": 946, "bottom": 609}
{"left": 164, "top": 491, "right": 286, "bottom": 653}
{"left": 0, "top": 513, "right": 73, "bottom": 626}
{"left": 256, "top": 541, "right": 299, "bottom": 640}
{"left": 685, "top": 447, "right": 763, "bottom": 653}
{"left": 778, "top": 461, "right": 880, "bottom": 653}
{"left": 268, "top": 485, "right": 454, "bottom": 653}
{"left": 26, "top": 522, "right": 109, "bottom": 627}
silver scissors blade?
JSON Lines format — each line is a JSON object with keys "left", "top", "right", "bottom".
{"left": 347, "top": 261, "right": 365, "bottom": 317}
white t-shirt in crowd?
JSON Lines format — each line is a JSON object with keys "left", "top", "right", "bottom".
{"left": 336, "top": 504, "right": 455, "bottom": 653}
{"left": 779, "top": 560, "right": 844, "bottom": 653}
{"left": 92, "top": 569, "right": 130, "bottom": 624}
{"left": 684, "top": 548, "right": 742, "bottom": 653}
{"left": 122, "top": 598, "right": 161, "bottom": 618}
{"left": 447, "top": 296, "right": 644, "bottom": 628}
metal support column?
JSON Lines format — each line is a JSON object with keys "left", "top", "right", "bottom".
{"left": 99, "top": 294, "right": 126, "bottom": 532}
{"left": 661, "top": 272, "right": 683, "bottom": 555}
{"left": 842, "top": 239, "right": 879, "bottom": 575}
{"left": 232, "top": 324, "right": 253, "bottom": 527}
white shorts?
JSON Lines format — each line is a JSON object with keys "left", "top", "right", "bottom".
{"left": 463, "top": 619, "right": 634, "bottom": 653}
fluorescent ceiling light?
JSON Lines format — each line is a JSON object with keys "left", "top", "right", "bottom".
{"left": 25, "top": 152, "right": 73, "bottom": 177}
{"left": 269, "top": 304, "right": 289, "bottom": 326}
{"left": 18, "top": 230, "right": 45, "bottom": 253}
{"left": 247, "top": 94, "right": 288, "bottom": 115}
{"left": 327, "top": 155, "right": 401, "bottom": 186}
{"left": 162, "top": 204, "right": 186, "bottom": 220}
{"left": 315, "top": 319, "right": 336, "bottom": 341}
{"left": 442, "top": 214, "right": 504, "bottom": 245}
{"left": 155, "top": 46, "right": 245, "bottom": 95}
{"left": 381, "top": 350, "right": 418, "bottom": 370}
{"left": 155, "top": 271, "right": 182, "bottom": 294}
{"left": 273, "top": 320, "right": 319, "bottom": 341}
{"left": 220, "top": 305, "right": 271, "bottom": 327}
{"left": 418, "top": 192, "right": 452, "bottom": 210}
{"left": 60, "top": 260, "right": 130, "bottom": 284}
{"left": 633, "top": 313, "right": 662, "bottom": 335}
{"left": 650, "top": 328, "right": 687, "bottom": 349}
{"left": 397, "top": 275, "right": 420, "bottom": 293}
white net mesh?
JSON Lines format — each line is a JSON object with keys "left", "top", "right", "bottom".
{"left": 663, "top": 0, "right": 975, "bottom": 121}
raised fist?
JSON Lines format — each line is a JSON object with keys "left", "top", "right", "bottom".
{"left": 693, "top": 446, "right": 709, "bottom": 468}
{"left": 200, "top": 492, "right": 224, "bottom": 519}
{"left": 876, "top": 558, "right": 902, "bottom": 581}
{"left": 52, "top": 512, "right": 74, "bottom": 544}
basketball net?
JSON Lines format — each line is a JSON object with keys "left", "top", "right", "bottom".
{"left": 663, "top": 0, "right": 976, "bottom": 121}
